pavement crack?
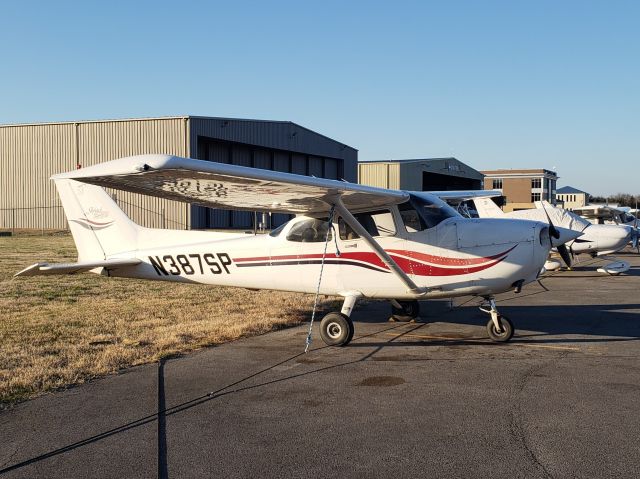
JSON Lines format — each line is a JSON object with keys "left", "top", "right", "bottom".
{"left": 509, "top": 359, "right": 561, "bottom": 479}
{"left": 0, "top": 445, "right": 21, "bottom": 469}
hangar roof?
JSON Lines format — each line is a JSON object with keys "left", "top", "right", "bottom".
{"left": 0, "top": 115, "right": 358, "bottom": 158}
{"left": 557, "top": 186, "right": 588, "bottom": 195}
{"left": 359, "top": 157, "right": 484, "bottom": 180}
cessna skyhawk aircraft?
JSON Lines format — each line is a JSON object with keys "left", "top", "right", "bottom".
{"left": 471, "top": 197, "right": 636, "bottom": 274}
{"left": 15, "top": 155, "right": 580, "bottom": 346}
{"left": 572, "top": 205, "right": 638, "bottom": 227}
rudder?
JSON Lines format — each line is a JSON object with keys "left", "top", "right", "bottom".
{"left": 55, "top": 179, "right": 138, "bottom": 261}
{"left": 472, "top": 197, "right": 505, "bottom": 218}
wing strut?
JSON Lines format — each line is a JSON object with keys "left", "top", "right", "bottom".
{"left": 332, "top": 197, "right": 427, "bottom": 296}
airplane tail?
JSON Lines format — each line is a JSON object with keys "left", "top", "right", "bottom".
{"left": 54, "top": 178, "right": 139, "bottom": 261}
{"left": 534, "top": 200, "right": 554, "bottom": 210}
{"left": 472, "top": 197, "right": 505, "bottom": 218}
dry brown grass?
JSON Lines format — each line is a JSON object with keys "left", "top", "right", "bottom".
{"left": 0, "top": 234, "right": 339, "bottom": 407}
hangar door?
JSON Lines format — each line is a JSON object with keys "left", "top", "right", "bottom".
{"left": 422, "top": 172, "right": 482, "bottom": 191}
{"left": 193, "top": 137, "right": 343, "bottom": 229}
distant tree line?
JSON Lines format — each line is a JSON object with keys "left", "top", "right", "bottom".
{"left": 588, "top": 193, "right": 640, "bottom": 207}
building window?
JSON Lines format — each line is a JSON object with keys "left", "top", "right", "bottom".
{"left": 531, "top": 192, "right": 541, "bottom": 202}
{"left": 492, "top": 178, "right": 503, "bottom": 189}
{"left": 531, "top": 178, "right": 542, "bottom": 189}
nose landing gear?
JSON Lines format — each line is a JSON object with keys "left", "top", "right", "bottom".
{"left": 319, "top": 294, "right": 358, "bottom": 346}
{"left": 480, "top": 297, "right": 514, "bottom": 342}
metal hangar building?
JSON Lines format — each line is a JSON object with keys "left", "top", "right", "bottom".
{"left": 358, "top": 158, "right": 484, "bottom": 191}
{"left": 0, "top": 116, "right": 358, "bottom": 231}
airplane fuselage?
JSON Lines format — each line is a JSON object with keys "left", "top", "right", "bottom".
{"left": 108, "top": 213, "right": 551, "bottom": 300}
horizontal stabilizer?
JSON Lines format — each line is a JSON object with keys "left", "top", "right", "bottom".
{"left": 14, "top": 259, "right": 141, "bottom": 277}
{"left": 430, "top": 190, "right": 502, "bottom": 201}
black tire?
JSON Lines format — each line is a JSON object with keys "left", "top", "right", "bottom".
{"left": 486, "top": 315, "right": 514, "bottom": 342}
{"left": 320, "top": 312, "right": 354, "bottom": 346}
{"left": 391, "top": 300, "right": 420, "bottom": 322}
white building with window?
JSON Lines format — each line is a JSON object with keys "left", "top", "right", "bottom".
{"left": 556, "top": 186, "right": 589, "bottom": 210}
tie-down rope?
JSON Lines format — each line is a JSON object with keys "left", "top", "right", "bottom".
{"left": 305, "top": 205, "right": 340, "bottom": 352}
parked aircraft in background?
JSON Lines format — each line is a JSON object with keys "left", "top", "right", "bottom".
{"left": 572, "top": 205, "right": 638, "bottom": 227}
{"left": 15, "top": 155, "right": 581, "bottom": 345}
{"left": 471, "top": 198, "right": 637, "bottom": 274}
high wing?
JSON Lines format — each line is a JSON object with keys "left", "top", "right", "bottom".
{"left": 54, "top": 154, "right": 425, "bottom": 294}
{"left": 54, "top": 154, "right": 408, "bottom": 215}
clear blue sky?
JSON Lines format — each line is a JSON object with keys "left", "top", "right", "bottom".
{"left": 1, "top": 1, "right": 638, "bottom": 196}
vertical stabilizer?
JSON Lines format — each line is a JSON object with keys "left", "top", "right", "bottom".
{"left": 55, "top": 179, "right": 138, "bottom": 261}
{"left": 472, "top": 197, "right": 505, "bottom": 218}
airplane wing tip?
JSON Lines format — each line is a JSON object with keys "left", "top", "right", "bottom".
{"left": 52, "top": 154, "right": 179, "bottom": 180}
{"left": 14, "top": 262, "right": 48, "bottom": 277}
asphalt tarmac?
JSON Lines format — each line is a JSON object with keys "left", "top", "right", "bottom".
{"left": 1, "top": 251, "right": 640, "bottom": 478}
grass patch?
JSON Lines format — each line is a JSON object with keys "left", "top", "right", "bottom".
{"left": 0, "top": 235, "right": 340, "bottom": 408}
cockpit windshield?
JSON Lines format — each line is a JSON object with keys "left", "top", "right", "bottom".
{"left": 401, "top": 193, "right": 461, "bottom": 229}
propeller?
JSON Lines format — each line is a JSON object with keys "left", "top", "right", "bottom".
{"left": 540, "top": 202, "right": 573, "bottom": 268}
{"left": 557, "top": 243, "right": 573, "bottom": 268}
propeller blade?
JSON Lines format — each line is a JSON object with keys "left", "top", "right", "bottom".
{"left": 540, "top": 203, "right": 560, "bottom": 239}
{"left": 557, "top": 244, "right": 572, "bottom": 268}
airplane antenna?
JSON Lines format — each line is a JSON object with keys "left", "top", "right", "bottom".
{"left": 305, "top": 204, "right": 338, "bottom": 353}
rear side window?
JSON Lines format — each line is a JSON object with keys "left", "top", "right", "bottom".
{"left": 286, "top": 218, "right": 332, "bottom": 242}
{"left": 339, "top": 210, "right": 396, "bottom": 240}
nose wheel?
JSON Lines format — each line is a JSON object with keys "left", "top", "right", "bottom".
{"left": 480, "top": 298, "right": 515, "bottom": 342}
{"left": 318, "top": 294, "right": 359, "bottom": 347}
{"left": 319, "top": 312, "right": 354, "bottom": 346}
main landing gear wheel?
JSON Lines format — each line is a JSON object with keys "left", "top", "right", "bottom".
{"left": 320, "top": 312, "right": 354, "bottom": 347}
{"left": 486, "top": 315, "right": 514, "bottom": 342}
{"left": 390, "top": 300, "right": 420, "bottom": 322}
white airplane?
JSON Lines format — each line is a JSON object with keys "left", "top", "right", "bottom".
{"left": 472, "top": 197, "right": 636, "bottom": 273}
{"left": 15, "top": 154, "right": 581, "bottom": 346}
{"left": 572, "top": 204, "right": 638, "bottom": 227}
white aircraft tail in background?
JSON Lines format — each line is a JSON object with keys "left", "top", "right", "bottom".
{"left": 472, "top": 196, "right": 505, "bottom": 218}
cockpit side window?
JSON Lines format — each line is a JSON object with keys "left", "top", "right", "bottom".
{"left": 398, "top": 202, "right": 425, "bottom": 233}
{"left": 338, "top": 210, "right": 396, "bottom": 240}
{"left": 286, "top": 218, "right": 332, "bottom": 242}
{"left": 406, "top": 194, "right": 460, "bottom": 229}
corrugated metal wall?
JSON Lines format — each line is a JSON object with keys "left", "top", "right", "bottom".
{"left": 0, "top": 118, "right": 190, "bottom": 230}
{"left": 76, "top": 118, "right": 189, "bottom": 229}
{"left": 1, "top": 116, "right": 358, "bottom": 231}
{"left": 0, "top": 123, "right": 76, "bottom": 229}
{"left": 358, "top": 162, "right": 400, "bottom": 190}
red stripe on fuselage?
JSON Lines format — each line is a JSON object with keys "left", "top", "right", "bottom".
{"left": 232, "top": 246, "right": 515, "bottom": 277}
{"left": 386, "top": 245, "right": 517, "bottom": 266}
